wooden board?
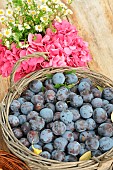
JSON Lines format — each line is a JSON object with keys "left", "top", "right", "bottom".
{"left": 66, "top": 0, "right": 113, "bottom": 78}
{"left": 0, "top": 0, "right": 113, "bottom": 169}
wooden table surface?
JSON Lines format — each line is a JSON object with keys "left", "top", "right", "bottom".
{"left": 0, "top": 0, "right": 113, "bottom": 169}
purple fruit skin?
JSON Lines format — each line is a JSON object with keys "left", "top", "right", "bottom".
{"left": 13, "top": 128, "right": 23, "bottom": 139}
{"left": 21, "top": 102, "right": 34, "bottom": 115}
{"left": 19, "top": 138, "right": 30, "bottom": 147}
{"left": 8, "top": 115, "right": 20, "bottom": 127}
{"left": 52, "top": 121, "right": 66, "bottom": 136}
{"left": 67, "top": 141, "right": 81, "bottom": 156}
{"left": 54, "top": 137, "right": 68, "bottom": 151}
{"left": 10, "top": 100, "right": 20, "bottom": 112}
{"left": 40, "top": 129, "right": 53, "bottom": 143}
{"left": 27, "top": 131, "right": 39, "bottom": 144}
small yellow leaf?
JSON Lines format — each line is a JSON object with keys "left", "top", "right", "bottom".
{"left": 32, "top": 145, "right": 42, "bottom": 155}
{"left": 111, "top": 112, "right": 113, "bottom": 122}
{"left": 79, "top": 151, "right": 91, "bottom": 161}
{"left": 97, "top": 86, "right": 104, "bottom": 92}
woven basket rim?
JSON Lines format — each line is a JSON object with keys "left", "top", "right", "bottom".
{"left": 1, "top": 67, "right": 113, "bottom": 170}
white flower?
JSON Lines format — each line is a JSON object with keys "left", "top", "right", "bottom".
{"left": 40, "top": 16, "right": 48, "bottom": 22}
{"left": 40, "top": 5, "right": 51, "bottom": 12}
{"left": 64, "top": 9, "right": 73, "bottom": 15}
{"left": 24, "top": 23, "right": 31, "bottom": 29}
{"left": 3, "top": 29, "right": 12, "bottom": 38}
{"left": 35, "top": 25, "right": 42, "bottom": 32}
{"left": 0, "top": 32, "right": 3, "bottom": 39}
{"left": 18, "top": 24, "right": 24, "bottom": 31}
{"left": 67, "top": 0, "right": 73, "bottom": 4}
{"left": 55, "top": 5, "right": 59, "bottom": 8}
{"left": 27, "top": 0, "right": 32, "bottom": 4}
{"left": 47, "top": 2, "right": 51, "bottom": 5}
{"left": 29, "top": 10, "right": 36, "bottom": 15}
{"left": 19, "top": 42, "right": 29, "bottom": 48}
{"left": 9, "top": 18, "right": 15, "bottom": 24}
{"left": 55, "top": 16, "right": 62, "bottom": 22}
{"left": 0, "top": 9, "right": 5, "bottom": 15}
{"left": 5, "top": 41, "right": 10, "bottom": 48}
{"left": 6, "top": 9, "right": 13, "bottom": 17}
{"left": 0, "top": 16, "right": 6, "bottom": 23}
{"left": 15, "top": 7, "right": 21, "bottom": 13}
{"left": 59, "top": 2, "right": 67, "bottom": 9}
{"left": 52, "top": 0, "right": 60, "bottom": 3}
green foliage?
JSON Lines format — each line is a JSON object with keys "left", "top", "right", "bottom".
{"left": 0, "top": 0, "right": 73, "bottom": 49}
{"left": 54, "top": 83, "right": 76, "bottom": 89}
{"left": 46, "top": 74, "right": 53, "bottom": 79}
{"left": 64, "top": 69, "right": 76, "bottom": 75}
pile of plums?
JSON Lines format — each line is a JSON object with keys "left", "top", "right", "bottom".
{"left": 8, "top": 72, "right": 113, "bottom": 162}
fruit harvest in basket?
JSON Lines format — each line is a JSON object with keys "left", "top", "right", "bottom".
{"left": 0, "top": 0, "right": 92, "bottom": 82}
{"left": 1, "top": 64, "right": 113, "bottom": 170}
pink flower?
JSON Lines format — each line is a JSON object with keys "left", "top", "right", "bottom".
{"left": 0, "top": 20, "right": 92, "bottom": 81}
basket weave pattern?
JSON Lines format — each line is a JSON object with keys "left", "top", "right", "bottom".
{"left": 1, "top": 65, "right": 113, "bottom": 170}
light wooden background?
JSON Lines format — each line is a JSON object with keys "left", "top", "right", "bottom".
{"left": 0, "top": 0, "right": 113, "bottom": 102}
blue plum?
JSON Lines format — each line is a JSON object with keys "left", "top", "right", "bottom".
{"left": 21, "top": 102, "right": 34, "bottom": 115}
{"left": 8, "top": 115, "right": 19, "bottom": 127}
{"left": 62, "top": 131, "right": 74, "bottom": 142}
{"left": 56, "top": 87, "right": 69, "bottom": 101}
{"left": 29, "top": 116, "right": 45, "bottom": 131}
{"left": 52, "top": 121, "right": 66, "bottom": 136}
{"left": 56, "top": 101, "right": 68, "bottom": 112}
{"left": 40, "top": 129, "right": 53, "bottom": 143}
{"left": 22, "top": 90, "right": 35, "bottom": 101}
{"left": 29, "top": 80, "right": 43, "bottom": 93}
{"left": 60, "top": 110, "right": 73, "bottom": 125}
{"left": 52, "top": 150, "right": 65, "bottom": 161}
{"left": 52, "top": 72, "right": 65, "bottom": 85}
{"left": 45, "top": 90, "right": 56, "bottom": 103}
{"left": 86, "top": 118, "right": 96, "bottom": 131}
{"left": 65, "top": 73, "right": 78, "bottom": 84}
{"left": 70, "top": 94, "right": 83, "bottom": 107}
{"left": 67, "top": 141, "right": 81, "bottom": 156}
{"left": 80, "top": 104, "right": 93, "bottom": 119}
{"left": 78, "top": 82, "right": 90, "bottom": 92}
{"left": 40, "top": 108, "right": 53, "bottom": 123}
{"left": 54, "top": 137, "right": 68, "bottom": 151}
{"left": 40, "top": 151, "right": 51, "bottom": 159}
{"left": 98, "top": 123, "right": 113, "bottom": 137}
{"left": 27, "top": 130, "right": 39, "bottom": 144}
{"left": 75, "top": 119, "right": 87, "bottom": 132}
{"left": 85, "top": 137, "right": 99, "bottom": 151}
{"left": 10, "top": 100, "right": 20, "bottom": 112}
{"left": 93, "top": 108, "right": 107, "bottom": 123}
{"left": 99, "top": 137, "right": 113, "bottom": 152}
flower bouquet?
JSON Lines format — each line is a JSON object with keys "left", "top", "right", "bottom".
{"left": 0, "top": 0, "right": 91, "bottom": 82}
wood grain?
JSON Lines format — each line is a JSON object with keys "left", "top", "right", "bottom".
{"left": 67, "top": 0, "right": 113, "bottom": 79}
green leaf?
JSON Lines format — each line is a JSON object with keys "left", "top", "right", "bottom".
{"left": 64, "top": 69, "right": 76, "bottom": 75}
{"left": 54, "top": 84, "right": 64, "bottom": 89}
{"left": 46, "top": 74, "right": 53, "bottom": 79}
{"left": 97, "top": 86, "right": 104, "bottom": 92}
{"left": 66, "top": 83, "right": 75, "bottom": 89}
{"left": 41, "top": 86, "right": 45, "bottom": 92}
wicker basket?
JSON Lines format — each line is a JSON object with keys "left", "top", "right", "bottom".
{"left": 0, "top": 52, "right": 113, "bottom": 170}
{"left": 0, "top": 150, "right": 30, "bottom": 170}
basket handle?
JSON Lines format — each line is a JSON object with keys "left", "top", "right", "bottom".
{"left": 10, "top": 52, "right": 48, "bottom": 87}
